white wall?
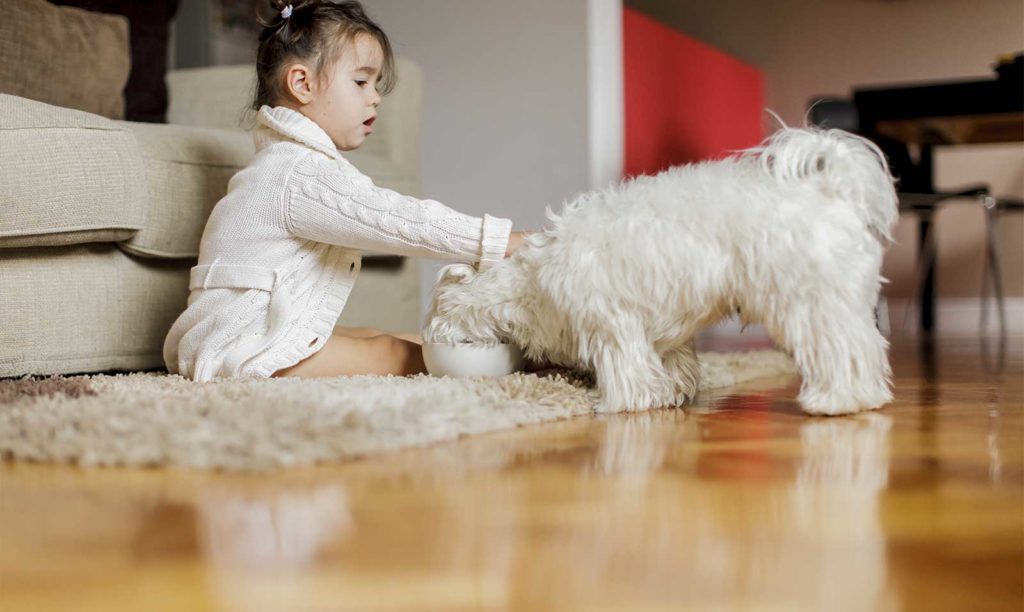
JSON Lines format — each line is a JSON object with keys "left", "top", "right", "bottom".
{"left": 362, "top": 0, "right": 622, "bottom": 316}
{"left": 588, "top": 0, "right": 625, "bottom": 193}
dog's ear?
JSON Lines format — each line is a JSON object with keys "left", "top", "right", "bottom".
{"left": 436, "top": 263, "right": 475, "bottom": 285}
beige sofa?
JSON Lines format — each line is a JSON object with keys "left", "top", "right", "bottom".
{"left": 0, "top": 60, "right": 425, "bottom": 378}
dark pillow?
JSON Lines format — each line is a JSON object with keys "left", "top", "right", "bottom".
{"left": 50, "top": 0, "right": 179, "bottom": 123}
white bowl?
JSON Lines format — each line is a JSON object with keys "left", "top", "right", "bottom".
{"left": 422, "top": 342, "right": 525, "bottom": 377}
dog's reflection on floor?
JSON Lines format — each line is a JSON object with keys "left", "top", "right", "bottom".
{"left": 547, "top": 411, "right": 898, "bottom": 611}
{"left": 192, "top": 409, "right": 897, "bottom": 611}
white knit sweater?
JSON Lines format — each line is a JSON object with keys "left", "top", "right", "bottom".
{"left": 163, "top": 105, "right": 513, "bottom": 382}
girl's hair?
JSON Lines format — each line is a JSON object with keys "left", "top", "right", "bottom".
{"left": 252, "top": 0, "right": 396, "bottom": 111}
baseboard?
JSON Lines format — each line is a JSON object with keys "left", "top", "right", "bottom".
{"left": 698, "top": 298, "right": 1024, "bottom": 339}
{"left": 885, "top": 298, "right": 1024, "bottom": 336}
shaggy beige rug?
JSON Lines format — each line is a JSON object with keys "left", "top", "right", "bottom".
{"left": 0, "top": 350, "right": 796, "bottom": 470}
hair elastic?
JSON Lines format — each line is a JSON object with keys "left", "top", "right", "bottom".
{"left": 280, "top": 4, "right": 293, "bottom": 18}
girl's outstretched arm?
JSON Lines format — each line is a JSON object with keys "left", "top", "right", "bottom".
{"left": 284, "top": 153, "right": 512, "bottom": 267}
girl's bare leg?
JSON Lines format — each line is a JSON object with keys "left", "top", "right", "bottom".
{"left": 334, "top": 326, "right": 423, "bottom": 345}
{"left": 271, "top": 332, "right": 425, "bottom": 378}
{"left": 332, "top": 326, "right": 553, "bottom": 373}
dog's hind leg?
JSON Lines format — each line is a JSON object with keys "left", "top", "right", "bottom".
{"left": 768, "top": 299, "right": 893, "bottom": 416}
{"left": 581, "top": 317, "right": 676, "bottom": 413}
{"left": 661, "top": 340, "right": 701, "bottom": 406}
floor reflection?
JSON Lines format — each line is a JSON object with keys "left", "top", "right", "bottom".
{"left": 527, "top": 410, "right": 902, "bottom": 611}
{"left": 198, "top": 484, "right": 353, "bottom": 612}
{"left": 287, "top": 407, "right": 900, "bottom": 611}
{"left": 588, "top": 412, "right": 677, "bottom": 477}
{"left": 0, "top": 336, "right": 1020, "bottom": 611}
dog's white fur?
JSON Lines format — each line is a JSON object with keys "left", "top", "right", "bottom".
{"left": 423, "top": 125, "right": 899, "bottom": 416}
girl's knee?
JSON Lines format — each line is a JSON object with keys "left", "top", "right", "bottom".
{"left": 393, "top": 331, "right": 423, "bottom": 345}
{"left": 388, "top": 335, "right": 426, "bottom": 376}
{"left": 368, "top": 334, "right": 415, "bottom": 375}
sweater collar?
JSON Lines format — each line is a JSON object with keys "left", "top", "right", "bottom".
{"left": 254, "top": 105, "right": 342, "bottom": 160}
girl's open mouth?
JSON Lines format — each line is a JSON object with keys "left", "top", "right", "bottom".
{"left": 363, "top": 116, "right": 376, "bottom": 127}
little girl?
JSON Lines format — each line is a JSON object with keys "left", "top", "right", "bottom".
{"left": 163, "top": 0, "right": 527, "bottom": 382}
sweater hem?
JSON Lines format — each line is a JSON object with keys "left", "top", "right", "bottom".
{"left": 244, "top": 250, "right": 360, "bottom": 378}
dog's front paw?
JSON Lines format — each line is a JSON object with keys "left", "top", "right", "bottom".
{"left": 668, "top": 383, "right": 698, "bottom": 408}
{"left": 595, "top": 386, "right": 676, "bottom": 413}
{"left": 662, "top": 345, "right": 700, "bottom": 407}
{"left": 594, "top": 398, "right": 618, "bottom": 414}
{"left": 797, "top": 386, "right": 892, "bottom": 416}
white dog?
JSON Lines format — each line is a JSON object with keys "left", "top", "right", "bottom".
{"left": 423, "top": 125, "right": 899, "bottom": 416}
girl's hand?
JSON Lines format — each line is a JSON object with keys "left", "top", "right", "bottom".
{"left": 505, "top": 231, "right": 531, "bottom": 257}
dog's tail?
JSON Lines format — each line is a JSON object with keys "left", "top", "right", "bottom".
{"left": 743, "top": 125, "right": 899, "bottom": 244}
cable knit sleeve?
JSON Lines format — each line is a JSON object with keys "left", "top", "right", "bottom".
{"left": 283, "top": 153, "right": 513, "bottom": 267}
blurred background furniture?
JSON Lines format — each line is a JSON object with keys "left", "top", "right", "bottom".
{"left": 809, "top": 52, "right": 1024, "bottom": 336}
{"left": 46, "top": 0, "right": 181, "bottom": 123}
{"left": 0, "top": 0, "right": 424, "bottom": 378}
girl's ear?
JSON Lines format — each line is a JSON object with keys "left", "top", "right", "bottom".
{"left": 283, "top": 63, "right": 315, "bottom": 104}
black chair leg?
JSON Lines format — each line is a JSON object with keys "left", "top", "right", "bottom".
{"left": 919, "top": 216, "right": 936, "bottom": 333}
{"left": 980, "top": 196, "right": 1007, "bottom": 338}
{"left": 904, "top": 210, "right": 938, "bottom": 334}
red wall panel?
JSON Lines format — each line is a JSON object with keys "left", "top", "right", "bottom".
{"left": 623, "top": 7, "right": 765, "bottom": 178}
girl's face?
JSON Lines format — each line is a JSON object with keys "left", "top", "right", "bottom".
{"left": 287, "top": 34, "right": 384, "bottom": 151}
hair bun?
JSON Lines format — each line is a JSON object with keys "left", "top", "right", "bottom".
{"left": 259, "top": 0, "right": 317, "bottom": 30}
{"left": 269, "top": 0, "right": 318, "bottom": 15}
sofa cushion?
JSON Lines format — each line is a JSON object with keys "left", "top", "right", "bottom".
{"left": 50, "top": 0, "right": 179, "bottom": 123}
{"left": 0, "top": 94, "right": 147, "bottom": 249}
{"left": 117, "top": 121, "right": 256, "bottom": 259}
{"left": 0, "top": 244, "right": 190, "bottom": 377}
{"left": 0, "top": 0, "right": 131, "bottom": 120}
{"left": 0, "top": 244, "right": 421, "bottom": 377}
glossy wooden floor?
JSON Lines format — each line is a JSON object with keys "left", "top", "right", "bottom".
{"left": 1, "top": 335, "right": 1021, "bottom": 611}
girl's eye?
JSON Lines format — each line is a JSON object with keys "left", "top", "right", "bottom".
{"left": 355, "top": 80, "right": 367, "bottom": 86}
